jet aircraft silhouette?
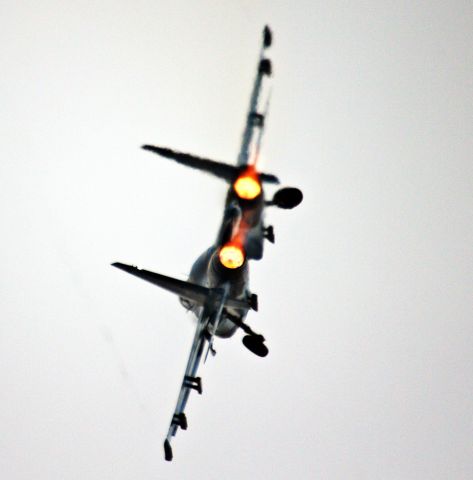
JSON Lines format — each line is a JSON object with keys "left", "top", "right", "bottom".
{"left": 112, "top": 26, "right": 302, "bottom": 461}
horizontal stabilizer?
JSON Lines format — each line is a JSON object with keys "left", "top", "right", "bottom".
{"left": 112, "top": 262, "right": 252, "bottom": 310}
{"left": 142, "top": 145, "right": 279, "bottom": 184}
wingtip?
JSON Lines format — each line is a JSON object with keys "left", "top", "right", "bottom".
{"left": 142, "top": 145, "right": 175, "bottom": 158}
{"left": 164, "top": 439, "right": 173, "bottom": 461}
{"left": 142, "top": 144, "right": 159, "bottom": 154}
{"left": 263, "top": 25, "right": 272, "bottom": 48}
{"left": 111, "top": 262, "right": 135, "bottom": 273}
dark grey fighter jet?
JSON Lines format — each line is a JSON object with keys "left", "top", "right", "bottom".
{"left": 142, "top": 25, "right": 302, "bottom": 260}
{"left": 112, "top": 26, "right": 302, "bottom": 462}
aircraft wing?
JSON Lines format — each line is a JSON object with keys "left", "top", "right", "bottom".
{"left": 112, "top": 262, "right": 209, "bottom": 305}
{"left": 111, "top": 262, "right": 251, "bottom": 310}
{"left": 142, "top": 145, "right": 237, "bottom": 181}
{"left": 237, "top": 25, "right": 273, "bottom": 166}
{"left": 163, "top": 303, "right": 208, "bottom": 461}
{"left": 111, "top": 262, "right": 254, "bottom": 461}
{"left": 141, "top": 145, "right": 279, "bottom": 184}
{"left": 163, "top": 285, "right": 229, "bottom": 462}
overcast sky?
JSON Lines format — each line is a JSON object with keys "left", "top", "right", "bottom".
{"left": 1, "top": 1, "right": 472, "bottom": 479}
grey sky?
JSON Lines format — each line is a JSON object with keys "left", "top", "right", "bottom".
{"left": 1, "top": 1, "right": 472, "bottom": 479}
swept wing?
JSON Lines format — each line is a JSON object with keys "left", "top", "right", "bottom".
{"left": 141, "top": 145, "right": 279, "bottom": 184}
{"left": 112, "top": 262, "right": 251, "bottom": 311}
{"left": 112, "top": 262, "right": 251, "bottom": 461}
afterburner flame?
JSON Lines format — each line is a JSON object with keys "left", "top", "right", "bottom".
{"left": 219, "top": 243, "right": 245, "bottom": 269}
{"left": 233, "top": 168, "right": 261, "bottom": 200}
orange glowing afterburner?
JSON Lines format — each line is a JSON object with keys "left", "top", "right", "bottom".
{"left": 219, "top": 243, "right": 245, "bottom": 269}
{"left": 233, "top": 167, "right": 261, "bottom": 200}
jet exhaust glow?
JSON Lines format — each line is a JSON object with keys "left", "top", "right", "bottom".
{"left": 233, "top": 167, "right": 261, "bottom": 200}
{"left": 218, "top": 243, "right": 245, "bottom": 269}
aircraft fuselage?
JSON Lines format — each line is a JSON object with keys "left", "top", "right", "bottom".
{"left": 182, "top": 245, "right": 250, "bottom": 338}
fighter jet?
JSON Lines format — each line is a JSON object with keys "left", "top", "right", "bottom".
{"left": 142, "top": 25, "right": 302, "bottom": 260}
{"left": 113, "top": 210, "right": 262, "bottom": 462}
{"left": 112, "top": 26, "right": 302, "bottom": 461}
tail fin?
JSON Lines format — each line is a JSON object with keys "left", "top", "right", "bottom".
{"left": 142, "top": 145, "right": 279, "bottom": 184}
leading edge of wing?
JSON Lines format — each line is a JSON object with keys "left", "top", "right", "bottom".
{"left": 141, "top": 145, "right": 279, "bottom": 184}
{"left": 142, "top": 145, "right": 237, "bottom": 182}
{"left": 111, "top": 262, "right": 252, "bottom": 310}
{"left": 112, "top": 262, "right": 209, "bottom": 305}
